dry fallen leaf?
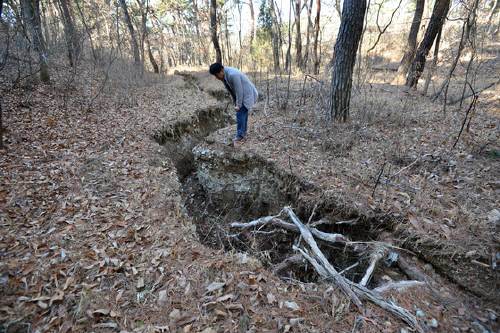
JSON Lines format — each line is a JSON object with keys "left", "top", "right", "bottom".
{"left": 206, "top": 281, "right": 225, "bottom": 293}
{"left": 93, "top": 308, "right": 110, "bottom": 316}
{"left": 137, "top": 277, "right": 145, "bottom": 290}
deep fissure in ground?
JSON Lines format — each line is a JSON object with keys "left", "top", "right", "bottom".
{"left": 153, "top": 83, "right": 497, "bottom": 302}
{"left": 154, "top": 104, "right": 411, "bottom": 287}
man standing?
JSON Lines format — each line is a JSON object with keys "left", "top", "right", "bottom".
{"left": 209, "top": 63, "right": 258, "bottom": 143}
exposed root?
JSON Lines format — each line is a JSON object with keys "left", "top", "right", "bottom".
{"left": 360, "top": 247, "right": 386, "bottom": 287}
{"left": 272, "top": 254, "right": 305, "bottom": 275}
{"left": 233, "top": 206, "right": 423, "bottom": 332}
{"left": 231, "top": 213, "right": 348, "bottom": 244}
{"left": 283, "top": 206, "right": 364, "bottom": 310}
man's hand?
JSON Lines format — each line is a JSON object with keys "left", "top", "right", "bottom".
{"left": 234, "top": 106, "right": 240, "bottom": 112}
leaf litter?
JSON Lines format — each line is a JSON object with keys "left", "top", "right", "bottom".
{"left": 1, "top": 66, "right": 498, "bottom": 333}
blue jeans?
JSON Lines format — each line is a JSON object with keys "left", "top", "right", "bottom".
{"left": 236, "top": 104, "right": 248, "bottom": 138}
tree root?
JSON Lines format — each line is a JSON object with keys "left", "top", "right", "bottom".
{"left": 231, "top": 207, "right": 424, "bottom": 332}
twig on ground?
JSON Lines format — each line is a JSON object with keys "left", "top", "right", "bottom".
{"left": 372, "top": 161, "right": 386, "bottom": 197}
{"left": 389, "top": 158, "right": 419, "bottom": 179}
{"left": 396, "top": 255, "right": 431, "bottom": 283}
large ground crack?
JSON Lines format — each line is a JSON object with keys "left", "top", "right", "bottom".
{"left": 154, "top": 76, "right": 498, "bottom": 305}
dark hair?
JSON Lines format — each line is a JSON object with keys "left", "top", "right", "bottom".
{"left": 209, "top": 63, "right": 223, "bottom": 75}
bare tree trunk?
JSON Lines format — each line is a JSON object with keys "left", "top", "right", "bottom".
{"left": 210, "top": 0, "right": 222, "bottom": 62}
{"left": 330, "top": 0, "right": 366, "bottom": 122}
{"left": 146, "top": 39, "right": 159, "bottom": 73}
{"left": 285, "top": 0, "right": 292, "bottom": 72}
{"left": 487, "top": 0, "right": 499, "bottom": 33}
{"left": 249, "top": 0, "right": 255, "bottom": 49}
{"left": 303, "top": 0, "right": 313, "bottom": 71}
{"left": 432, "top": 0, "right": 479, "bottom": 111}
{"left": 138, "top": 0, "right": 146, "bottom": 71}
{"left": 21, "top": 0, "right": 50, "bottom": 82}
{"left": 295, "top": 0, "right": 302, "bottom": 69}
{"left": 395, "top": 0, "right": 424, "bottom": 82}
{"left": 75, "top": 0, "right": 98, "bottom": 62}
{"left": 224, "top": 12, "right": 231, "bottom": 64}
{"left": 405, "top": 0, "right": 450, "bottom": 88}
{"left": 40, "top": 0, "right": 51, "bottom": 47}
{"left": 274, "top": 0, "right": 285, "bottom": 68}
{"left": 191, "top": 0, "right": 206, "bottom": 64}
{"left": 312, "top": 0, "right": 321, "bottom": 74}
{"left": 270, "top": 0, "right": 280, "bottom": 72}
{"left": 58, "top": 0, "right": 80, "bottom": 67}
{"left": 119, "top": 0, "right": 141, "bottom": 66}
{"left": 237, "top": 0, "right": 243, "bottom": 67}
{"left": 136, "top": 0, "right": 158, "bottom": 73}
{"left": 422, "top": 25, "right": 441, "bottom": 96}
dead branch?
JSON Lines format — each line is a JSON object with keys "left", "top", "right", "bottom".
{"left": 348, "top": 282, "right": 422, "bottom": 332}
{"left": 447, "top": 79, "right": 500, "bottom": 105}
{"left": 293, "top": 246, "right": 329, "bottom": 277}
{"left": 235, "top": 208, "right": 421, "bottom": 331}
{"left": 373, "top": 280, "right": 425, "bottom": 294}
{"left": 231, "top": 216, "right": 348, "bottom": 244}
{"left": 366, "top": 0, "right": 403, "bottom": 54}
{"left": 371, "top": 160, "right": 386, "bottom": 197}
{"left": 284, "top": 207, "right": 363, "bottom": 309}
{"left": 360, "top": 248, "right": 385, "bottom": 287}
{"left": 272, "top": 254, "right": 305, "bottom": 275}
{"left": 295, "top": 241, "right": 422, "bottom": 332}
{"left": 452, "top": 83, "right": 478, "bottom": 149}
{"left": 311, "top": 217, "right": 360, "bottom": 227}
{"left": 389, "top": 158, "right": 419, "bottom": 179}
{"left": 396, "top": 255, "right": 430, "bottom": 283}
{"left": 285, "top": 207, "right": 421, "bottom": 331}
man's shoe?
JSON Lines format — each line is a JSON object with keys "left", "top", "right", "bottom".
{"left": 233, "top": 136, "right": 246, "bottom": 144}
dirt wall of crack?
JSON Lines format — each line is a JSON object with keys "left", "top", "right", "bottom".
{"left": 154, "top": 78, "right": 498, "bottom": 302}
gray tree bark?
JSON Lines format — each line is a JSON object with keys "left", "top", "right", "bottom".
{"left": 329, "top": 0, "right": 366, "bottom": 122}
{"left": 303, "top": 0, "right": 313, "bottom": 70}
{"left": 270, "top": 0, "right": 281, "bottom": 72}
{"left": 119, "top": 0, "right": 141, "bottom": 66}
{"left": 210, "top": 0, "right": 222, "bottom": 63}
{"left": 295, "top": 0, "right": 302, "bottom": 69}
{"left": 405, "top": 0, "right": 450, "bottom": 88}
{"left": 312, "top": 0, "right": 321, "bottom": 74}
{"left": 249, "top": 0, "right": 255, "bottom": 49}
{"left": 422, "top": 25, "right": 441, "bottom": 96}
{"left": 58, "top": 0, "right": 79, "bottom": 67}
{"left": 396, "top": 0, "right": 424, "bottom": 82}
{"left": 21, "top": 0, "right": 50, "bottom": 82}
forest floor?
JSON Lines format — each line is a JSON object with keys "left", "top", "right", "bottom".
{"left": 1, "top": 59, "right": 499, "bottom": 333}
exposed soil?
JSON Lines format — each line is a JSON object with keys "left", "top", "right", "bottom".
{"left": 153, "top": 72, "right": 499, "bottom": 332}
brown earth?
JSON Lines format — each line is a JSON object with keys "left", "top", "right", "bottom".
{"left": 0, "top": 64, "right": 498, "bottom": 333}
